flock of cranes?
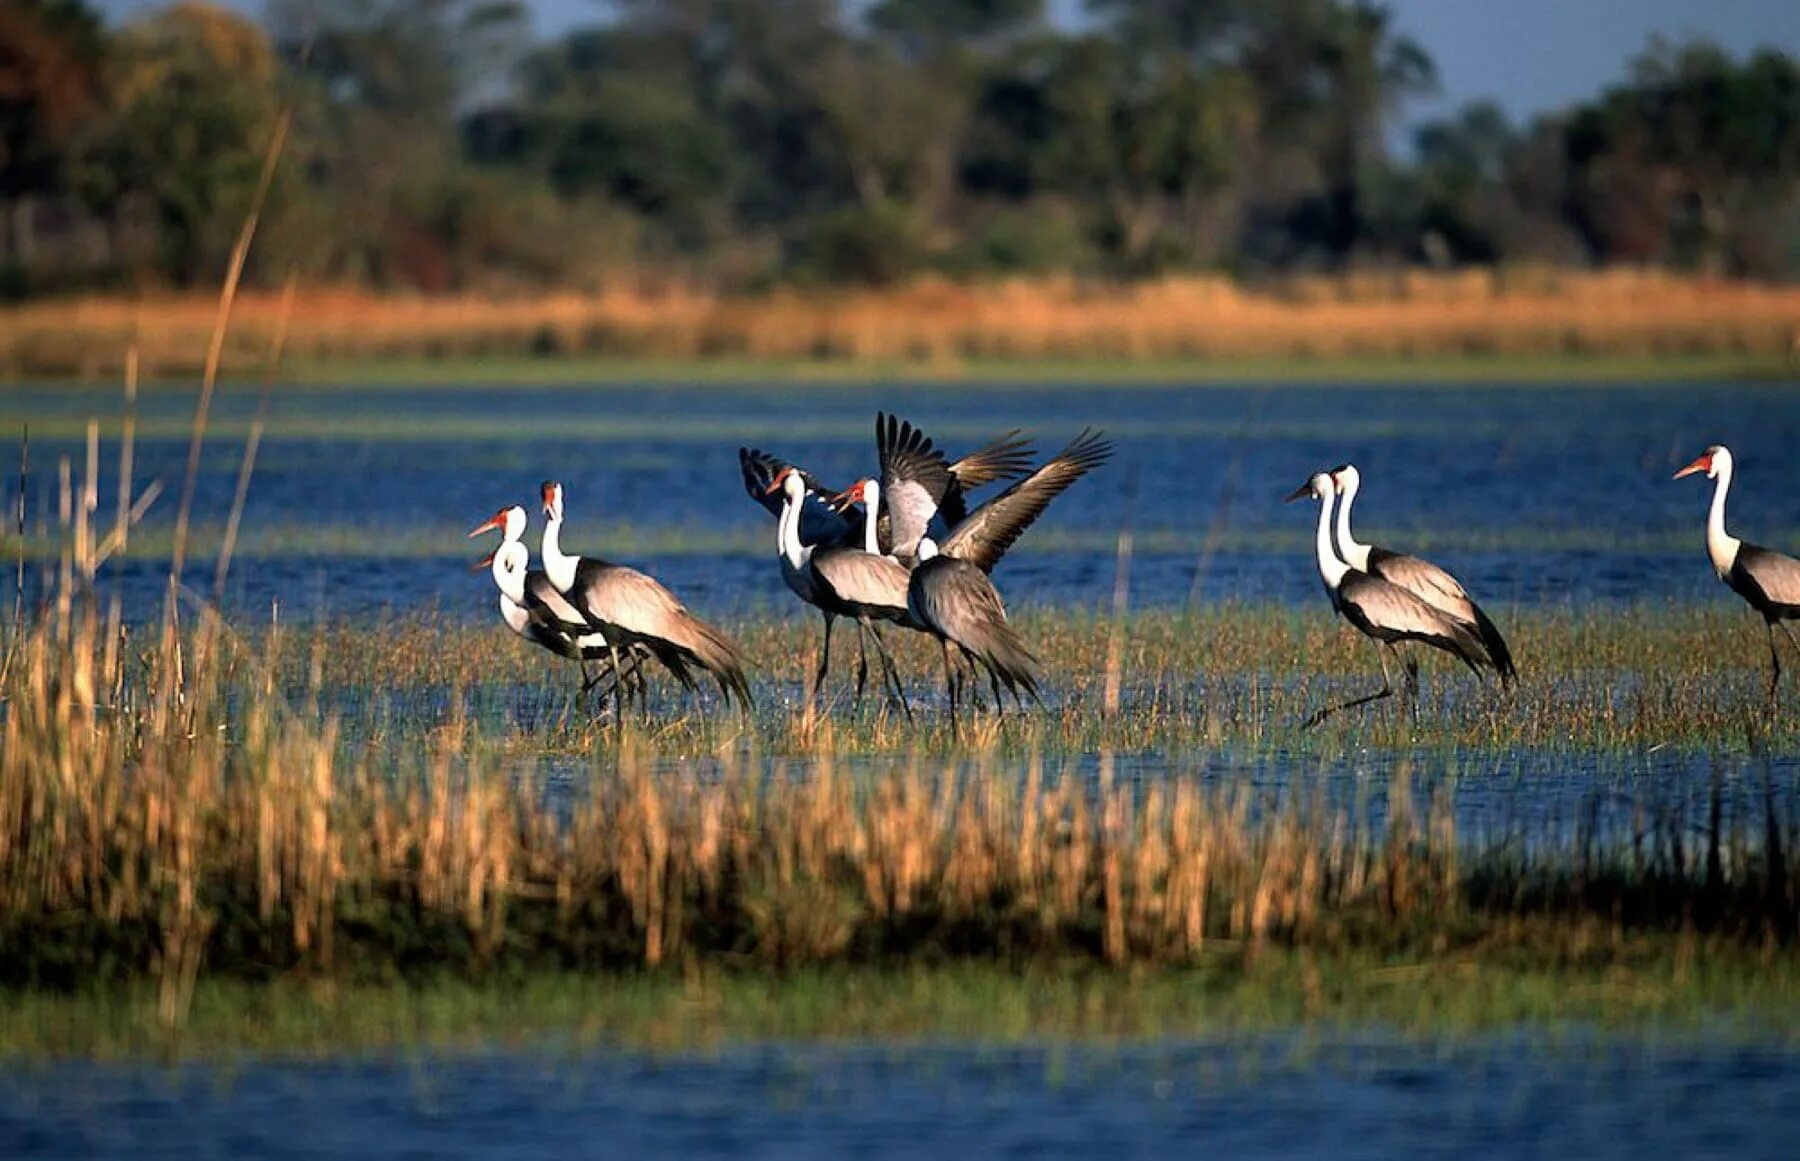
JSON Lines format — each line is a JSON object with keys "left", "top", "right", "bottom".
{"left": 469, "top": 417, "right": 1800, "bottom": 727}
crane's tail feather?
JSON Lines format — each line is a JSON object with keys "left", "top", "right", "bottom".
{"left": 971, "top": 620, "right": 1042, "bottom": 705}
{"left": 1470, "top": 602, "right": 1516, "bottom": 685}
{"left": 672, "top": 613, "right": 755, "bottom": 710}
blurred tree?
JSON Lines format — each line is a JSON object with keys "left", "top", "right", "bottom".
{"left": 68, "top": 1, "right": 279, "bottom": 285}
{"left": 1411, "top": 101, "right": 1514, "bottom": 262}
{"left": 0, "top": 0, "right": 104, "bottom": 274}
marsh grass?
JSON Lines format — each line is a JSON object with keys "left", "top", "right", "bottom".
{"left": 2, "top": 589, "right": 1797, "bottom": 1040}
{"left": 281, "top": 603, "right": 1800, "bottom": 757}
{"left": 7, "top": 947, "right": 1798, "bottom": 1060}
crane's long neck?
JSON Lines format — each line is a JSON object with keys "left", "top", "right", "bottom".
{"left": 862, "top": 483, "right": 881, "bottom": 556}
{"left": 490, "top": 545, "right": 527, "bottom": 606}
{"left": 1314, "top": 490, "right": 1349, "bottom": 597}
{"left": 777, "top": 485, "right": 812, "bottom": 572}
{"left": 1706, "top": 459, "right": 1742, "bottom": 579}
{"left": 1334, "top": 476, "right": 1371, "bottom": 570}
{"left": 541, "top": 512, "right": 577, "bottom": 592}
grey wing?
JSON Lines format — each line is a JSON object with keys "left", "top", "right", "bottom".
{"left": 940, "top": 428, "right": 1114, "bottom": 573}
{"left": 948, "top": 430, "right": 1036, "bottom": 491}
{"left": 577, "top": 562, "right": 690, "bottom": 639}
{"left": 1738, "top": 544, "right": 1800, "bottom": 607}
{"left": 878, "top": 412, "right": 956, "bottom": 553}
{"left": 525, "top": 570, "right": 597, "bottom": 635}
{"left": 1369, "top": 551, "right": 1479, "bottom": 624}
{"left": 812, "top": 548, "right": 911, "bottom": 613}
{"left": 937, "top": 429, "right": 1036, "bottom": 529}
{"left": 1340, "top": 573, "right": 1486, "bottom": 657}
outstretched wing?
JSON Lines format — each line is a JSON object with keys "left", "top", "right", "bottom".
{"left": 877, "top": 412, "right": 957, "bottom": 555}
{"left": 941, "top": 428, "right": 1114, "bottom": 573}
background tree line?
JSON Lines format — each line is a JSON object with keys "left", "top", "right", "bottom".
{"left": 2, "top": 0, "right": 1798, "bottom": 297}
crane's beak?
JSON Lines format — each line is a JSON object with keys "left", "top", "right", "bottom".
{"left": 1283, "top": 483, "right": 1313, "bottom": 503}
{"left": 825, "top": 488, "right": 856, "bottom": 513}
{"left": 1673, "top": 454, "right": 1712, "bottom": 480}
{"left": 468, "top": 514, "right": 504, "bottom": 538}
{"left": 471, "top": 551, "right": 495, "bottom": 572}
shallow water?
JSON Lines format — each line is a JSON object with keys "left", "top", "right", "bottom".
{"left": 5, "top": 1035, "right": 1798, "bottom": 1159}
{"left": 6, "top": 377, "right": 1800, "bottom": 1147}
{"left": 4, "top": 378, "right": 1799, "bottom": 619}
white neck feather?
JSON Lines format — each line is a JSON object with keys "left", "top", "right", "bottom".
{"left": 1334, "top": 474, "right": 1371, "bottom": 571}
{"left": 1314, "top": 488, "right": 1349, "bottom": 595}
{"left": 490, "top": 544, "right": 527, "bottom": 606}
{"left": 862, "top": 482, "right": 881, "bottom": 556}
{"left": 541, "top": 511, "right": 577, "bottom": 592}
{"left": 1706, "top": 456, "right": 1742, "bottom": 579}
{"left": 777, "top": 481, "right": 813, "bottom": 571}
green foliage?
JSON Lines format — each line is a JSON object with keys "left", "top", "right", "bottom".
{"left": 797, "top": 200, "right": 927, "bottom": 285}
{"left": 65, "top": 2, "right": 278, "bottom": 285}
{"left": 0, "top": 1, "right": 1798, "bottom": 291}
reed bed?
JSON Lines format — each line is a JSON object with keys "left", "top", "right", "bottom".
{"left": 2, "top": 593, "right": 1795, "bottom": 1035}
{"left": 4, "top": 269, "right": 1798, "bottom": 379}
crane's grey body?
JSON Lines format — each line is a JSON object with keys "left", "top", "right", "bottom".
{"left": 471, "top": 506, "right": 645, "bottom": 705}
{"left": 1676, "top": 444, "right": 1800, "bottom": 701}
{"left": 1292, "top": 473, "right": 1497, "bottom": 727}
{"left": 770, "top": 470, "right": 915, "bottom": 716}
{"left": 1331, "top": 464, "right": 1515, "bottom": 683}
{"left": 908, "top": 540, "right": 1042, "bottom": 724}
{"left": 542, "top": 483, "right": 752, "bottom": 712}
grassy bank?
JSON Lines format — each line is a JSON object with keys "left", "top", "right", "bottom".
{"left": 4, "top": 269, "right": 1797, "bottom": 382}
{"left": 275, "top": 350, "right": 1799, "bottom": 388}
{"left": 8, "top": 947, "right": 1797, "bottom": 1060}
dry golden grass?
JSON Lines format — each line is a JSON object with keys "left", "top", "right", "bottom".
{"left": 4, "top": 268, "right": 1798, "bottom": 378}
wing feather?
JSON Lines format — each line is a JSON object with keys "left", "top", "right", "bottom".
{"left": 940, "top": 428, "right": 1114, "bottom": 573}
{"left": 1737, "top": 543, "right": 1800, "bottom": 609}
{"left": 877, "top": 412, "right": 956, "bottom": 554}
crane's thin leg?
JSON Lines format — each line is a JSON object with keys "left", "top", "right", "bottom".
{"left": 852, "top": 619, "right": 870, "bottom": 713}
{"left": 583, "top": 650, "right": 644, "bottom": 705}
{"left": 604, "top": 641, "right": 627, "bottom": 726}
{"left": 1402, "top": 651, "right": 1420, "bottom": 699}
{"left": 939, "top": 636, "right": 959, "bottom": 734}
{"left": 1305, "top": 642, "right": 1395, "bottom": 729}
{"left": 814, "top": 614, "right": 835, "bottom": 705}
{"left": 1767, "top": 620, "right": 1783, "bottom": 704}
{"left": 866, "top": 622, "right": 913, "bottom": 722}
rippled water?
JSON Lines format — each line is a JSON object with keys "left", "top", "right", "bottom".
{"left": 5, "top": 1036, "right": 1798, "bottom": 1159}
{"left": 4, "top": 378, "right": 1800, "bottom": 619}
